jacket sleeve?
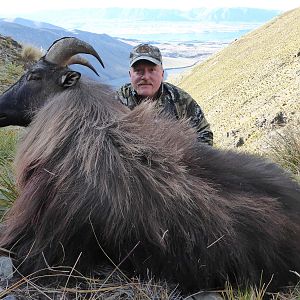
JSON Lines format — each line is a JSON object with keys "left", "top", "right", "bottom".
{"left": 116, "top": 86, "right": 129, "bottom": 106}
{"left": 186, "top": 98, "right": 214, "bottom": 146}
{"left": 170, "top": 84, "right": 213, "bottom": 146}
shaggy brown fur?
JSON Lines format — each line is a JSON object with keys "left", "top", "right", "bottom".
{"left": 0, "top": 80, "right": 300, "bottom": 294}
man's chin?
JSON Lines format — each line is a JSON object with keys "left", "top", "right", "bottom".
{"left": 138, "top": 89, "right": 154, "bottom": 98}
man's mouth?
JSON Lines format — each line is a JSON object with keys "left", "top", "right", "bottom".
{"left": 138, "top": 83, "right": 152, "bottom": 87}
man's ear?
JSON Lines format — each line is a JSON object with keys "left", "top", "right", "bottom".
{"left": 59, "top": 71, "right": 81, "bottom": 87}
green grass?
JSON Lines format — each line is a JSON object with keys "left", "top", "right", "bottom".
{"left": 0, "top": 128, "right": 20, "bottom": 218}
{"left": 0, "top": 157, "right": 18, "bottom": 219}
{"left": 0, "top": 62, "right": 24, "bottom": 92}
{"left": 222, "top": 280, "right": 300, "bottom": 300}
{"left": 0, "top": 128, "right": 20, "bottom": 159}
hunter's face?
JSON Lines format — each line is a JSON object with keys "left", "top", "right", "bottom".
{"left": 130, "top": 60, "right": 164, "bottom": 98}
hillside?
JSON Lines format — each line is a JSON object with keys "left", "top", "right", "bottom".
{"left": 0, "top": 34, "right": 25, "bottom": 93}
{"left": 178, "top": 7, "right": 300, "bottom": 153}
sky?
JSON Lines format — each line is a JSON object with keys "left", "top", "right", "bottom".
{"left": 1, "top": 0, "right": 300, "bottom": 16}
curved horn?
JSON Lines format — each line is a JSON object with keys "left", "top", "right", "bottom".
{"left": 66, "top": 55, "right": 100, "bottom": 76}
{"left": 44, "top": 37, "right": 104, "bottom": 69}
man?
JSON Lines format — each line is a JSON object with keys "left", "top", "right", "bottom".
{"left": 117, "top": 43, "right": 213, "bottom": 146}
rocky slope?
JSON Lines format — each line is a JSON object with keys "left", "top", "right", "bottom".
{"left": 177, "top": 7, "right": 300, "bottom": 153}
{"left": 0, "top": 34, "right": 25, "bottom": 93}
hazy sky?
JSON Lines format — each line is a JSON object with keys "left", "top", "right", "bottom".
{"left": 1, "top": 0, "right": 300, "bottom": 16}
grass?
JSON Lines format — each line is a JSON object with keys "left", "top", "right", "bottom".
{"left": 0, "top": 266, "right": 183, "bottom": 299}
{"left": 266, "top": 126, "right": 300, "bottom": 181}
{"left": 1, "top": 268, "right": 299, "bottom": 299}
{"left": 0, "top": 128, "right": 20, "bottom": 219}
{"left": 222, "top": 281, "right": 300, "bottom": 300}
{"left": 0, "top": 157, "right": 18, "bottom": 219}
{"left": 0, "top": 128, "right": 20, "bottom": 159}
{"left": 0, "top": 40, "right": 24, "bottom": 218}
{"left": 21, "top": 44, "right": 43, "bottom": 62}
{"left": 0, "top": 62, "right": 24, "bottom": 92}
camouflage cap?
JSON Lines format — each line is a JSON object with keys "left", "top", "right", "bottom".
{"left": 129, "top": 44, "right": 162, "bottom": 67}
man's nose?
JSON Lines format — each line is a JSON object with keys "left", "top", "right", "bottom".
{"left": 141, "top": 71, "right": 150, "bottom": 79}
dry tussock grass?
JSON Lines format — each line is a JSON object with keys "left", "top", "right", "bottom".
{"left": 0, "top": 265, "right": 183, "bottom": 299}
{"left": 1, "top": 267, "right": 299, "bottom": 300}
{"left": 21, "top": 44, "right": 43, "bottom": 63}
{"left": 266, "top": 126, "right": 300, "bottom": 180}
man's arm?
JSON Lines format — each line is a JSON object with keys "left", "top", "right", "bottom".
{"left": 116, "top": 85, "right": 130, "bottom": 106}
{"left": 165, "top": 83, "right": 213, "bottom": 146}
{"left": 186, "top": 99, "right": 214, "bottom": 146}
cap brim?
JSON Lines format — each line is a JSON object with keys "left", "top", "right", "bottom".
{"left": 130, "top": 55, "right": 162, "bottom": 67}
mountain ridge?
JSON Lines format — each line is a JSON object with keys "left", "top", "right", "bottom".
{"left": 15, "top": 7, "right": 281, "bottom": 39}
{"left": 19, "top": 7, "right": 281, "bottom": 23}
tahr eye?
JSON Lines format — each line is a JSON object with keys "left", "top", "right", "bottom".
{"left": 27, "top": 72, "right": 42, "bottom": 81}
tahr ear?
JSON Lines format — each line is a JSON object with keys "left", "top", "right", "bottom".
{"left": 59, "top": 71, "right": 81, "bottom": 87}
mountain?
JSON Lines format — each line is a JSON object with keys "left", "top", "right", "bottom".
{"left": 23, "top": 7, "right": 281, "bottom": 24}
{"left": 14, "top": 8, "right": 281, "bottom": 41}
{"left": 177, "top": 8, "right": 300, "bottom": 153}
{"left": 1, "top": 17, "right": 63, "bottom": 30}
{"left": 187, "top": 7, "right": 281, "bottom": 22}
{"left": 0, "top": 18, "right": 132, "bottom": 86}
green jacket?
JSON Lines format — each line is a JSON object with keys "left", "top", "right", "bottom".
{"left": 116, "top": 82, "right": 213, "bottom": 146}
